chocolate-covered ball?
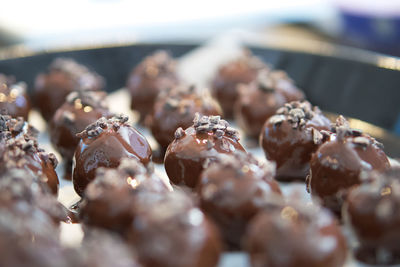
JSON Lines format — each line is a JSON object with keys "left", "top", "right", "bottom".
{"left": 343, "top": 168, "right": 400, "bottom": 265}
{"left": 307, "top": 116, "right": 390, "bottom": 215}
{"left": 79, "top": 158, "right": 169, "bottom": 234}
{"left": 148, "top": 84, "right": 222, "bottom": 151}
{"left": 164, "top": 113, "right": 245, "bottom": 188}
{"left": 127, "top": 50, "right": 178, "bottom": 122}
{"left": 49, "top": 91, "right": 111, "bottom": 179}
{"left": 235, "top": 69, "right": 304, "bottom": 138}
{"left": 0, "top": 116, "right": 59, "bottom": 195}
{"left": 245, "top": 201, "right": 347, "bottom": 267}
{"left": 260, "top": 101, "right": 331, "bottom": 182}
{"left": 0, "top": 74, "right": 30, "bottom": 120}
{"left": 211, "top": 50, "right": 266, "bottom": 118}
{"left": 127, "top": 190, "right": 222, "bottom": 267}
{"left": 34, "top": 58, "right": 104, "bottom": 121}
{"left": 198, "top": 151, "right": 282, "bottom": 249}
{"left": 72, "top": 114, "right": 152, "bottom": 196}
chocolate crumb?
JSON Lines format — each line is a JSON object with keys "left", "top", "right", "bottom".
{"left": 77, "top": 114, "right": 129, "bottom": 139}
{"left": 269, "top": 115, "right": 286, "bottom": 126}
{"left": 192, "top": 113, "right": 239, "bottom": 140}
{"left": 353, "top": 136, "right": 371, "bottom": 147}
{"left": 174, "top": 127, "right": 185, "bottom": 139}
{"left": 312, "top": 128, "right": 324, "bottom": 145}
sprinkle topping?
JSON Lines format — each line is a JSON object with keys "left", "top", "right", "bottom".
{"left": 192, "top": 113, "right": 239, "bottom": 140}
{"left": 77, "top": 114, "right": 129, "bottom": 139}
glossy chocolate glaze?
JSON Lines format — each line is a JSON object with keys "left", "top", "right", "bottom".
{"left": 343, "top": 168, "right": 400, "bottom": 265}
{"left": 260, "top": 101, "right": 331, "bottom": 182}
{"left": 235, "top": 69, "right": 304, "bottom": 138}
{"left": 34, "top": 58, "right": 104, "bottom": 121}
{"left": 198, "top": 151, "right": 282, "bottom": 250}
{"left": 149, "top": 85, "right": 222, "bottom": 151}
{"left": 164, "top": 114, "right": 245, "bottom": 188}
{"left": 127, "top": 50, "right": 179, "bottom": 122}
{"left": 127, "top": 190, "right": 222, "bottom": 267}
{"left": 72, "top": 115, "right": 152, "bottom": 196}
{"left": 307, "top": 116, "right": 390, "bottom": 216}
{"left": 0, "top": 75, "right": 30, "bottom": 120}
{"left": 79, "top": 158, "right": 169, "bottom": 233}
{"left": 211, "top": 51, "right": 266, "bottom": 118}
{"left": 49, "top": 91, "right": 110, "bottom": 179}
{"left": 244, "top": 201, "right": 347, "bottom": 267}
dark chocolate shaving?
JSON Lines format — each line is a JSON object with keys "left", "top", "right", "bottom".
{"left": 275, "top": 101, "right": 317, "bottom": 129}
{"left": 192, "top": 113, "right": 239, "bottom": 140}
{"left": 312, "top": 128, "right": 324, "bottom": 145}
{"left": 77, "top": 114, "right": 129, "bottom": 139}
{"left": 0, "top": 115, "right": 38, "bottom": 139}
{"left": 174, "top": 127, "right": 185, "bottom": 139}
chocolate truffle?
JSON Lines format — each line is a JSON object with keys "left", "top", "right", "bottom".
{"left": 34, "top": 58, "right": 104, "bottom": 121}
{"left": 244, "top": 201, "right": 347, "bottom": 267}
{"left": 260, "top": 101, "right": 331, "bottom": 182}
{"left": 0, "top": 74, "right": 30, "bottom": 120}
{"left": 164, "top": 113, "right": 246, "bottom": 188}
{"left": 235, "top": 69, "right": 304, "bottom": 138}
{"left": 72, "top": 114, "right": 152, "bottom": 196}
{"left": 127, "top": 190, "right": 222, "bottom": 267}
{"left": 198, "top": 151, "right": 282, "bottom": 249}
{"left": 148, "top": 84, "right": 222, "bottom": 151}
{"left": 307, "top": 116, "right": 390, "bottom": 215}
{"left": 127, "top": 50, "right": 178, "bottom": 122}
{"left": 49, "top": 91, "right": 111, "bottom": 179}
{"left": 343, "top": 168, "right": 400, "bottom": 265}
{"left": 211, "top": 50, "right": 266, "bottom": 118}
{"left": 79, "top": 158, "right": 169, "bottom": 234}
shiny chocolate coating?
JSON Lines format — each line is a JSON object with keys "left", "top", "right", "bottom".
{"left": 343, "top": 168, "right": 400, "bottom": 265}
{"left": 0, "top": 74, "right": 30, "bottom": 120}
{"left": 72, "top": 115, "right": 152, "bottom": 196}
{"left": 307, "top": 116, "right": 390, "bottom": 216}
{"left": 127, "top": 50, "right": 179, "bottom": 122}
{"left": 234, "top": 69, "right": 304, "bottom": 138}
{"left": 148, "top": 85, "right": 222, "bottom": 151}
{"left": 260, "top": 101, "right": 331, "bottom": 182}
{"left": 79, "top": 158, "right": 169, "bottom": 234}
{"left": 49, "top": 91, "right": 110, "bottom": 179}
{"left": 198, "top": 151, "right": 282, "bottom": 249}
{"left": 164, "top": 114, "right": 245, "bottom": 188}
{"left": 34, "top": 58, "right": 104, "bottom": 121}
{"left": 244, "top": 201, "right": 347, "bottom": 267}
{"left": 127, "top": 190, "right": 222, "bottom": 267}
{"left": 211, "top": 51, "right": 266, "bottom": 118}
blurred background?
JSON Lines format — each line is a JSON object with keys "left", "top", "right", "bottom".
{"left": 0, "top": 0, "right": 400, "bottom": 56}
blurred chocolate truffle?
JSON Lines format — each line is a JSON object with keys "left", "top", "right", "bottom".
{"left": 148, "top": 84, "right": 222, "bottom": 152}
{"left": 127, "top": 190, "right": 222, "bottom": 267}
{"left": 0, "top": 116, "right": 59, "bottom": 195}
{"left": 49, "top": 90, "right": 111, "bottom": 179}
{"left": 34, "top": 58, "right": 104, "bottom": 121}
{"left": 127, "top": 50, "right": 179, "bottom": 122}
{"left": 0, "top": 74, "right": 30, "bottom": 120}
{"left": 211, "top": 50, "right": 266, "bottom": 118}
{"left": 260, "top": 101, "right": 331, "bottom": 182}
{"left": 79, "top": 158, "right": 169, "bottom": 234}
{"left": 343, "top": 168, "right": 400, "bottom": 265}
{"left": 72, "top": 114, "right": 152, "bottom": 196}
{"left": 307, "top": 116, "right": 390, "bottom": 215}
{"left": 164, "top": 113, "right": 245, "bottom": 188}
{"left": 244, "top": 200, "right": 347, "bottom": 267}
{"left": 235, "top": 69, "right": 304, "bottom": 138}
{"left": 198, "top": 151, "right": 281, "bottom": 249}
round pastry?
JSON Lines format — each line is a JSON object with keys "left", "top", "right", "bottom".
{"left": 260, "top": 101, "right": 331, "bottom": 182}
{"left": 235, "top": 69, "right": 304, "bottom": 138}
{"left": 164, "top": 113, "right": 245, "bottom": 188}
{"left": 49, "top": 91, "right": 111, "bottom": 179}
{"left": 198, "top": 151, "right": 282, "bottom": 249}
{"left": 211, "top": 50, "right": 266, "bottom": 118}
{"left": 244, "top": 201, "right": 347, "bottom": 267}
{"left": 72, "top": 114, "right": 152, "bottom": 196}
{"left": 127, "top": 190, "right": 222, "bottom": 267}
{"left": 34, "top": 58, "right": 104, "bottom": 121}
{"left": 0, "top": 116, "right": 59, "bottom": 195}
{"left": 79, "top": 158, "right": 169, "bottom": 234}
{"left": 307, "top": 116, "right": 390, "bottom": 215}
{"left": 148, "top": 84, "right": 222, "bottom": 152}
{"left": 127, "top": 50, "right": 178, "bottom": 122}
{"left": 0, "top": 74, "right": 30, "bottom": 120}
{"left": 343, "top": 168, "right": 400, "bottom": 265}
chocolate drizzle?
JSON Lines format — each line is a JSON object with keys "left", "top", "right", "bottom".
{"left": 77, "top": 114, "right": 129, "bottom": 139}
{"left": 192, "top": 113, "right": 239, "bottom": 140}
